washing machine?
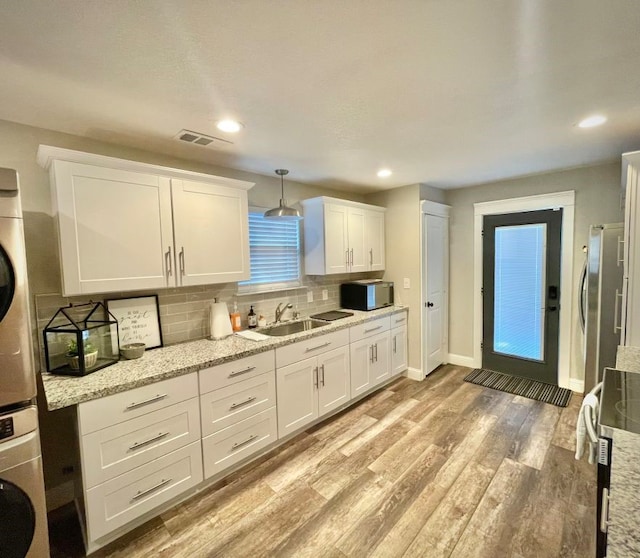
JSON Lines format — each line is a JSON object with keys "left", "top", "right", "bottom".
{"left": 0, "top": 406, "right": 49, "bottom": 557}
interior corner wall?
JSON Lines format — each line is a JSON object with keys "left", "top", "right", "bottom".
{"left": 445, "top": 161, "right": 623, "bottom": 383}
{"left": 420, "top": 183, "right": 447, "bottom": 204}
{"left": 366, "top": 184, "right": 422, "bottom": 372}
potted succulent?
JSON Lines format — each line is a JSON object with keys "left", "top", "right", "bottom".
{"left": 66, "top": 338, "right": 98, "bottom": 370}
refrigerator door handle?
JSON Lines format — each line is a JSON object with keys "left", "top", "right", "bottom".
{"left": 617, "top": 235, "right": 624, "bottom": 266}
{"left": 614, "top": 289, "right": 624, "bottom": 334}
{"left": 579, "top": 257, "right": 588, "bottom": 333}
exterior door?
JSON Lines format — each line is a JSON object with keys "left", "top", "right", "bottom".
{"left": 424, "top": 214, "right": 447, "bottom": 374}
{"left": 482, "top": 209, "right": 562, "bottom": 384}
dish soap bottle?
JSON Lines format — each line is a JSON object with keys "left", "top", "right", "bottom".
{"left": 229, "top": 301, "right": 242, "bottom": 332}
{"left": 247, "top": 305, "right": 257, "bottom": 329}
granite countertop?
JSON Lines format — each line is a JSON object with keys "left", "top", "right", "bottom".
{"left": 41, "top": 305, "right": 407, "bottom": 410}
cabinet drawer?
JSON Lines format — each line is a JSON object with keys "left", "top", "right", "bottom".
{"left": 202, "top": 407, "right": 277, "bottom": 479}
{"left": 81, "top": 398, "right": 201, "bottom": 489}
{"left": 391, "top": 311, "right": 408, "bottom": 328}
{"left": 78, "top": 373, "right": 198, "bottom": 435}
{"left": 200, "top": 371, "right": 276, "bottom": 437}
{"left": 276, "top": 329, "right": 349, "bottom": 368}
{"left": 199, "top": 351, "right": 275, "bottom": 394}
{"left": 349, "top": 316, "right": 391, "bottom": 343}
{"left": 85, "top": 441, "right": 203, "bottom": 541}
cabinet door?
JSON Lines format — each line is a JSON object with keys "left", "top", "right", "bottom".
{"left": 350, "top": 337, "right": 373, "bottom": 397}
{"left": 370, "top": 331, "right": 391, "bottom": 386}
{"left": 52, "top": 161, "right": 173, "bottom": 295}
{"left": 391, "top": 325, "right": 408, "bottom": 375}
{"left": 347, "top": 207, "right": 367, "bottom": 272}
{"left": 317, "top": 346, "right": 350, "bottom": 416}
{"left": 171, "top": 179, "right": 250, "bottom": 286}
{"left": 366, "top": 210, "right": 386, "bottom": 271}
{"left": 323, "top": 204, "right": 349, "bottom": 274}
{"left": 276, "top": 357, "right": 319, "bottom": 437}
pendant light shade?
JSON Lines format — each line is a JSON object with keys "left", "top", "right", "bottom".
{"left": 264, "top": 169, "right": 302, "bottom": 220}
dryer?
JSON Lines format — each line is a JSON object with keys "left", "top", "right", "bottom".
{"left": 0, "top": 406, "right": 49, "bottom": 557}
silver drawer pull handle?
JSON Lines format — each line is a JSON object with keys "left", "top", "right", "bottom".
{"left": 229, "top": 366, "right": 256, "bottom": 378}
{"left": 230, "top": 396, "right": 257, "bottom": 410}
{"left": 131, "top": 478, "right": 172, "bottom": 501}
{"left": 126, "top": 393, "right": 168, "bottom": 410}
{"left": 395, "top": 317, "right": 405, "bottom": 324}
{"left": 305, "top": 342, "right": 331, "bottom": 352}
{"left": 129, "top": 431, "right": 170, "bottom": 451}
{"left": 364, "top": 326, "right": 382, "bottom": 333}
{"left": 232, "top": 434, "right": 258, "bottom": 451}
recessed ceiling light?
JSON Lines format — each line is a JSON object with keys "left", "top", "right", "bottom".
{"left": 377, "top": 168, "right": 392, "bottom": 178}
{"left": 216, "top": 119, "right": 243, "bottom": 133}
{"left": 577, "top": 115, "right": 607, "bottom": 128}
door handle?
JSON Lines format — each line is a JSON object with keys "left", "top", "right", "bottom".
{"left": 350, "top": 248, "right": 354, "bottom": 266}
{"left": 374, "top": 342, "right": 378, "bottom": 362}
{"left": 427, "top": 302, "right": 434, "bottom": 308}
{"left": 547, "top": 306, "right": 558, "bottom": 312}
{"left": 617, "top": 236, "right": 625, "bottom": 266}
{"left": 166, "top": 246, "right": 173, "bottom": 277}
{"left": 369, "top": 345, "right": 374, "bottom": 364}
{"left": 179, "top": 246, "right": 185, "bottom": 275}
{"left": 369, "top": 248, "right": 373, "bottom": 266}
{"left": 346, "top": 250, "right": 350, "bottom": 268}
{"left": 314, "top": 366, "right": 319, "bottom": 389}
{"left": 614, "top": 289, "right": 623, "bottom": 334}
{"left": 393, "top": 335, "right": 397, "bottom": 354}
{"left": 600, "top": 488, "right": 610, "bottom": 533}
{"left": 320, "top": 364, "right": 325, "bottom": 387}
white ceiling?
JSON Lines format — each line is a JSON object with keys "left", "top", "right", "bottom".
{"left": 1, "top": 0, "right": 640, "bottom": 192}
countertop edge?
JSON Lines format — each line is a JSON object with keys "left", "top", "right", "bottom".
{"left": 41, "top": 306, "right": 407, "bottom": 410}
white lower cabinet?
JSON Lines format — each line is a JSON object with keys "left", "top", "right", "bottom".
{"left": 350, "top": 322, "right": 392, "bottom": 397}
{"left": 85, "top": 441, "right": 203, "bottom": 541}
{"left": 276, "top": 344, "right": 350, "bottom": 438}
{"left": 391, "top": 324, "right": 408, "bottom": 375}
{"left": 202, "top": 407, "right": 278, "bottom": 479}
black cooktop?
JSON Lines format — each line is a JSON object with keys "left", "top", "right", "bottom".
{"left": 310, "top": 310, "right": 354, "bottom": 322}
{"left": 601, "top": 368, "right": 640, "bottom": 435}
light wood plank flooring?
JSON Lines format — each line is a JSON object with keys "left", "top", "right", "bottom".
{"left": 49, "top": 365, "right": 596, "bottom": 558}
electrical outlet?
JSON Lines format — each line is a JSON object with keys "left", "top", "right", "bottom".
{"left": 322, "top": 289, "right": 328, "bottom": 300}
{"left": 403, "top": 278, "right": 411, "bottom": 289}
{"left": 307, "top": 290, "right": 313, "bottom": 303}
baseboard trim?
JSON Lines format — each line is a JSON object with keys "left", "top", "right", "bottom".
{"left": 569, "top": 378, "right": 585, "bottom": 394}
{"left": 447, "top": 353, "right": 477, "bottom": 369}
{"left": 405, "top": 367, "right": 423, "bottom": 381}
{"left": 46, "top": 480, "right": 75, "bottom": 512}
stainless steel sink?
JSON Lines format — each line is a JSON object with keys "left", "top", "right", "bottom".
{"left": 258, "top": 319, "right": 328, "bottom": 337}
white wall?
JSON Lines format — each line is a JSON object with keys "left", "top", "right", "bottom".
{"left": 445, "top": 162, "right": 623, "bottom": 383}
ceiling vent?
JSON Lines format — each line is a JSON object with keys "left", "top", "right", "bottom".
{"left": 174, "top": 129, "right": 233, "bottom": 147}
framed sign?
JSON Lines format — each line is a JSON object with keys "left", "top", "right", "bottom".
{"left": 105, "top": 295, "right": 163, "bottom": 349}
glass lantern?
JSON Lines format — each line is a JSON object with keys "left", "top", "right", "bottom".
{"left": 43, "top": 302, "right": 119, "bottom": 376}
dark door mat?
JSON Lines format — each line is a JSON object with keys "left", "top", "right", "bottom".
{"left": 464, "top": 368, "right": 572, "bottom": 407}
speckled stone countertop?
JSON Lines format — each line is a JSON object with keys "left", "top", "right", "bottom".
{"left": 41, "top": 306, "right": 407, "bottom": 410}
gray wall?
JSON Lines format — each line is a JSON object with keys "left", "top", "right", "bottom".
{"left": 445, "top": 161, "right": 623, "bottom": 383}
{"left": 366, "top": 184, "right": 422, "bottom": 371}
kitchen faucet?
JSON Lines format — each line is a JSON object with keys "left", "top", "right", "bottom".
{"left": 275, "top": 302, "right": 293, "bottom": 323}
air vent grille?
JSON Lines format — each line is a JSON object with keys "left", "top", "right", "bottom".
{"left": 174, "top": 129, "right": 232, "bottom": 147}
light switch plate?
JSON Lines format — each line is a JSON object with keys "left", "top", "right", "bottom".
{"left": 403, "top": 278, "right": 411, "bottom": 289}
{"left": 307, "top": 291, "right": 314, "bottom": 303}
{"left": 322, "top": 289, "right": 328, "bottom": 300}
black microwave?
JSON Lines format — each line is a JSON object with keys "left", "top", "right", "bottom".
{"left": 340, "top": 281, "right": 394, "bottom": 311}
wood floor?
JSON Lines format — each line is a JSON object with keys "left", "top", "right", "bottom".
{"left": 49, "top": 365, "right": 596, "bottom": 558}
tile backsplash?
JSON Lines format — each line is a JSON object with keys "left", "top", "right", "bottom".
{"left": 34, "top": 272, "right": 383, "bottom": 371}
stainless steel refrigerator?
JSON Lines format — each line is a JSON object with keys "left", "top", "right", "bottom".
{"left": 580, "top": 223, "right": 624, "bottom": 392}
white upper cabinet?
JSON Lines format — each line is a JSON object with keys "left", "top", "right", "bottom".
{"left": 301, "top": 197, "right": 386, "bottom": 275}
{"left": 39, "top": 146, "right": 253, "bottom": 296}
{"left": 171, "top": 179, "right": 249, "bottom": 286}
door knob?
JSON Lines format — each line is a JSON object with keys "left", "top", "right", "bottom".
{"left": 547, "top": 306, "right": 558, "bottom": 312}
{"left": 427, "top": 302, "right": 434, "bottom": 308}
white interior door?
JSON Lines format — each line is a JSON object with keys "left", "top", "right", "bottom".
{"left": 424, "top": 213, "right": 448, "bottom": 375}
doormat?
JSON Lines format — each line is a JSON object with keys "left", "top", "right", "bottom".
{"left": 464, "top": 368, "right": 572, "bottom": 407}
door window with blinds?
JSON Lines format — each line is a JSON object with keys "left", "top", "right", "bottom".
{"left": 238, "top": 210, "right": 302, "bottom": 292}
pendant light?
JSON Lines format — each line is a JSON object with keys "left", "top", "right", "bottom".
{"left": 264, "top": 169, "right": 302, "bottom": 220}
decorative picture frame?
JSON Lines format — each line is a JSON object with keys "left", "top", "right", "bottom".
{"left": 105, "top": 295, "right": 163, "bottom": 349}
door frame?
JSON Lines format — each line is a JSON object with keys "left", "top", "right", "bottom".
{"left": 421, "top": 200, "right": 451, "bottom": 378}
{"left": 473, "top": 191, "right": 575, "bottom": 390}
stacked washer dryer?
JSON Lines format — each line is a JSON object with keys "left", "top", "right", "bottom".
{"left": 0, "top": 168, "right": 49, "bottom": 557}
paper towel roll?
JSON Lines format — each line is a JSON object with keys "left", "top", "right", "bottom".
{"left": 210, "top": 301, "right": 233, "bottom": 340}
